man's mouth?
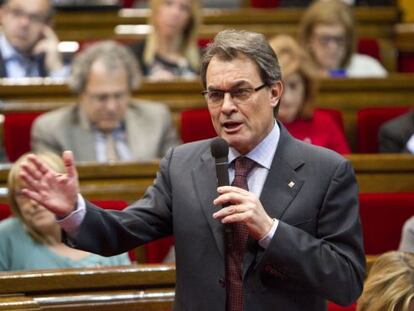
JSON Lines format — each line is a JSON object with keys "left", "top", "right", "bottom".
{"left": 222, "top": 121, "right": 243, "bottom": 132}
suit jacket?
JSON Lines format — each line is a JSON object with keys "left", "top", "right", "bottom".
{"left": 31, "top": 100, "right": 179, "bottom": 161}
{"left": 378, "top": 110, "right": 414, "bottom": 153}
{"left": 0, "top": 50, "right": 47, "bottom": 78}
{"left": 67, "top": 123, "right": 365, "bottom": 310}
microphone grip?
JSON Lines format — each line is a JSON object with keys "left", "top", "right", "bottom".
{"left": 215, "top": 158, "right": 229, "bottom": 187}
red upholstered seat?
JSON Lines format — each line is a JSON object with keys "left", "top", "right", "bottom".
{"left": 399, "top": 52, "right": 414, "bottom": 73}
{"left": 0, "top": 203, "right": 11, "bottom": 220}
{"left": 180, "top": 108, "right": 217, "bottom": 143}
{"left": 360, "top": 192, "right": 414, "bottom": 255}
{"left": 250, "top": 0, "right": 280, "bottom": 7}
{"left": 91, "top": 200, "right": 138, "bottom": 261}
{"left": 357, "top": 107, "right": 410, "bottom": 153}
{"left": 357, "top": 38, "right": 381, "bottom": 63}
{"left": 328, "top": 303, "right": 356, "bottom": 311}
{"left": 145, "top": 237, "right": 175, "bottom": 263}
{"left": 4, "top": 112, "right": 44, "bottom": 162}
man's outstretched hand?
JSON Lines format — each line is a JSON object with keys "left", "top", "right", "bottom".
{"left": 19, "top": 151, "right": 79, "bottom": 218}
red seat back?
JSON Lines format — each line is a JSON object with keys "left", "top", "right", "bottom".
{"left": 180, "top": 108, "right": 217, "bottom": 143}
{"left": 357, "top": 38, "right": 381, "bottom": 63}
{"left": 357, "top": 107, "right": 410, "bottom": 153}
{"left": 144, "top": 236, "right": 175, "bottom": 263}
{"left": 328, "top": 303, "right": 356, "bottom": 311}
{"left": 250, "top": 0, "right": 280, "bottom": 7}
{"left": 91, "top": 200, "right": 137, "bottom": 261}
{"left": 4, "top": 112, "right": 44, "bottom": 162}
{"left": 0, "top": 203, "right": 11, "bottom": 220}
{"left": 359, "top": 192, "right": 414, "bottom": 255}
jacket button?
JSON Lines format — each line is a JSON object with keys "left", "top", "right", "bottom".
{"left": 218, "top": 278, "right": 226, "bottom": 288}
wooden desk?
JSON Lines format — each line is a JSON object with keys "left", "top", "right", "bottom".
{"left": 1, "top": 74, "right": 414, "bottom": 150}
{"left": 53, "top": 7, "right": 399, "bottom": 41}
{"left": 0, "top": 154, "right": 411, "bottom": 204}
{"left": 0, "top": 264, "right": 175, "bottom": 311}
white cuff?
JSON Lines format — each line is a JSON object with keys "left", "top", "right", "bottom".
{"left": 57, "top": 193, "right": 86, "bottom": 238}
{"left": 258, "top": 218, "right": 279, "bottom": 249}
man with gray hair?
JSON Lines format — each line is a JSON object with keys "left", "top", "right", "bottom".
{"left": 32, "top": 40, "right": 179, "bottom": 162}
{"left": 0, "top": 0, "right": 69, "bottom": 78}
{"left": 21, "top": 30, "right": 364, "bottom": 310}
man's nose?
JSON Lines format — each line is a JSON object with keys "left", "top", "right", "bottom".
{"left": 220, "top": 92, "right": 237, "bottom": 114}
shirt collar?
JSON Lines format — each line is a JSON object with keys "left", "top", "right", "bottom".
{"left": 228, "top": 120, "right": 280, "bottom": 169}
{"left": 0, "top": 35, "right": 23, "bottom": 61}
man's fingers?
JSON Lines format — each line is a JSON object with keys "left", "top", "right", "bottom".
{"left": 26, "top": 154, "right": 50, "bottom": 176}
{"left": 21, "top": 188, "right": 43, "bottom": 204}
{"left": 20, "top": 171, "right": 43, "bottom": 192}
{"left": 62, "top": 150, "right": 77, "bottom": 179}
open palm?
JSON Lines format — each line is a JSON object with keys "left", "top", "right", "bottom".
{"left": 20, "top": 151, "right": 79, "bottom": 217}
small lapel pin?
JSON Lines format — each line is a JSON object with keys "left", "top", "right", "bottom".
{"left": 288, "top": 181, "right": 295, "bottom": 188}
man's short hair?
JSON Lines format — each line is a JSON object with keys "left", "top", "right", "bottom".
{"left": 2, "top": 0, "right": 55, "bottom": 20}
{"left": 200, "top": 29, "right": 282, "bottom": 88}
{"left": 68, "top": 40, "right": 141, "bottom": 94}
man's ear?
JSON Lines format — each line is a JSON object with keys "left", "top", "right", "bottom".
{"left": 270, "top": 81, "right": 283, "bottom": 108}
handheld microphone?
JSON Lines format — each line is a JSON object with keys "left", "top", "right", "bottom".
{"left": 210, "top": 137, "right": 230, "bottom": 187}
{"left": 210, "top": 137, "right": 233, "bottom": 250}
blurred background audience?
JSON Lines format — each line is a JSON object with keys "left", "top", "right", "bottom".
{"left": 269, "top": 34, "right": 350, "bottom": 154}
{"left": 0, "top": 0, "right": 69, "bottom": 78}
{"left": 128, "top": 0, "right": 200, "bottom": 81}
{"left": 298, "top": 0, "right": 387, "bottom": 78}
{"left": 0, "top": 152, "right": 130, "bottom": 271}
{"left": 31, "top": 40, "right": 179, "bottom": 162}
{"left": 378, "top": 110, "right": 414, "bottom": 153}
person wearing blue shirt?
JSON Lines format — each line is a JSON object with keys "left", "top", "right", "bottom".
{"left": 0, "top": 0, "right": 69, "bottom": 78}
{"left": 0, "top": 152, "right": 130, "bottom": 271}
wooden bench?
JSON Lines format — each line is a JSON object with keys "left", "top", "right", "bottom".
{"left": 0, "top": 154, "right": 411, "bottom": 204}
{"left": 0, "top": 256, "right": 378, "bottom": 310}
{"left": 0, "top": 264, "right": 175, "bottom": 311}
{"left": 52, "top": 7, "right": 399, "bottom": 41}
{"left": 1, "top": 74, "right": 414, "bottom": 151}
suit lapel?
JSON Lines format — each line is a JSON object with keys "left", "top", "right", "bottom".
{"left": 192, "top": 146, "right": 226, "bottom": 258}
{"left": 260, "top": 123, "right": 305, "bottom": 220}
{"left": 243, "top": 123, "right": 305, "bottom": 277}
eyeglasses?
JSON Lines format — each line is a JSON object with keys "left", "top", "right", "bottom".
{"left": 5, "top": 6, "right": 48, "bottom": 25}
{"left": 314, "top": 34, "right": 346, "bottom": 47}
{"left": 201, "top": 84, "right": 267, "bottom": 106}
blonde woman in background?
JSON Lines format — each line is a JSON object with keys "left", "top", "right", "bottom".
{"left": 357, "top": 251, "right": 414, "bottom": 311}
{"left": 298, "top": 0, "right": 386, "bottom": 78}
{"left": 129, "top": 0, "right": 201, "bottom": 80}
{"left": 0, "top": 152, "right": 130, "bottom": 271}
{"left": 269, "top": 34, "right": 350, "bottom": 154}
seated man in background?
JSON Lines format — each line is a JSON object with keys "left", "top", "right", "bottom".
{"left": 378, "top": 110, "right": 414, "bottom": 154}
{"left": 0, "top": 0, "right": 69, "bottom": 78}
{"left": 31, "top": 40, "right": 179, "bottom": 162}
{"left": 0, "top": 152, "right": 130, "bottom": 271}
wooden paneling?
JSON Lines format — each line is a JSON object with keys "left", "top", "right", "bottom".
{"left": 52, "top": 7, "right": 399, "bottom": 41}
{"left": 0, "top": 154, "right": 411, "bottom": 204}
{"left": 0, "top": 264, "right": 175, "bottom": 311}
{"left": 1, "top": 74, "right": 414, "bottom": 150}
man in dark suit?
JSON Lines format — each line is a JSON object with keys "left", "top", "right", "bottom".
{"left": 378, "top": 110, "right": 414, "bottom": 153}
{"left": 20, "top": 29, "right": 365, "bottom": 311}
{"left": 0, "top": 0, "right": 68, "bottom": 78}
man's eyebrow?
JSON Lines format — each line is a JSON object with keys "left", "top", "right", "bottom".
{"left": 207, "top": 81, "right": 250, "bottom": 91}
